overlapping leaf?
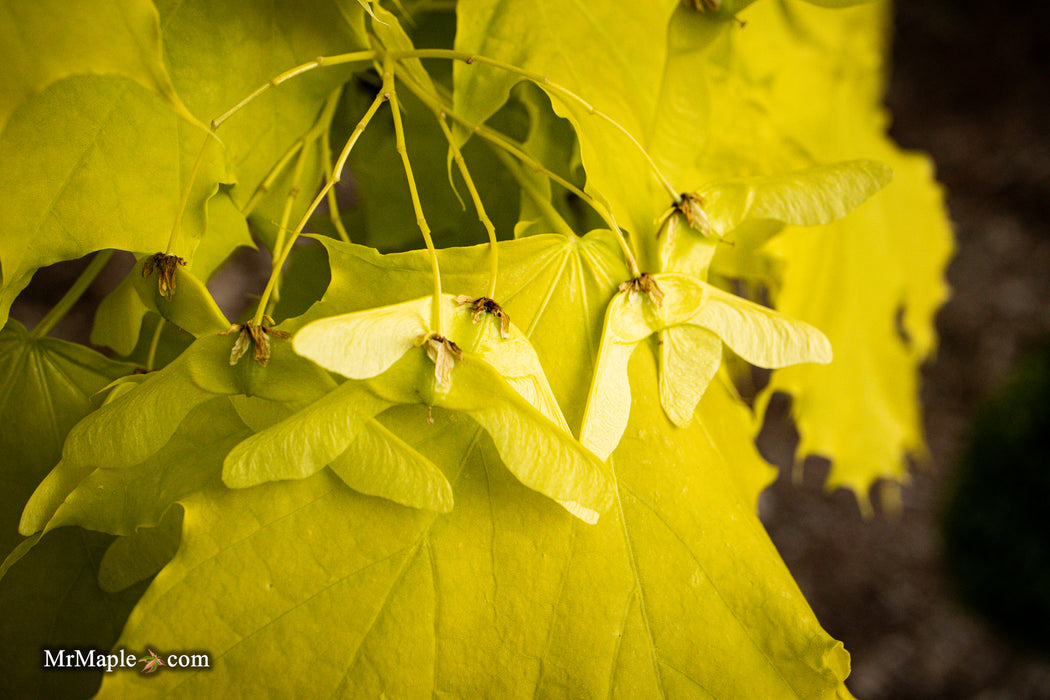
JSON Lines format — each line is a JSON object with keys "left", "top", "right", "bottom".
{"left": 153, "top": 0, "right": 367, "bottom": 228}
{"left": 758, "top": 148, "right": 951, "bottom": 507}
{"left": 0, "top": 319, "right": 139, "bottom": 697}
{"left": 18, "top": 332, "right": 478, "bottom": 538}
{"left": 0, "top": 320, "right": 135, "bottom": 559}
{"left": 0, "top": 75, "right": 228, "bottom": 327}
{"left": 0, "top": 0, "right": 194, "bottom": 132}
{"left": 93, "top": 330, "right": 850, "bottom": 697}
{"left": 222, "top": 375, "right": 454, "bottom": 512}
{"left": 661, "top": 160, "right": 892, "bottom": 278}
{"left": 0, "top": 528, "right": 148, "bottom": 699}
{"left": 454, "top": 0, "right": 685, "bottom": 251}
{"left": 92, "top": 191, "right": 253, "bottom": 356}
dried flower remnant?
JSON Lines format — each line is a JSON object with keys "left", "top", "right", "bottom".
{"left": 619, "top": 272, "right": 665, "bottom": 307}
{"left": 419, "top": 332, "right": 463, "bottom": 390}
{"left": 224, "top": 318, "right": 291, "bottom": 366}
{"left": 142, "top": 253, "right": 186, "bottom": 300}
{"left": 456, "top": 295, "right": 511, "bottom": 339}
{"left": 676, "top": 192, "right": 715, "bottom": 237}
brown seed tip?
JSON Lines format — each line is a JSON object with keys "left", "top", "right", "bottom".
{"left": 676, "top": 192, "right": 714, "bottom": 238}
{"left": 620, "top": 272, "right": 664, "bottom": 307}
{"left": 458, "top": 296, "right": 512, "bottom": 339}
{"left": 142, "top": 253, "right": 186, "bottom": 300}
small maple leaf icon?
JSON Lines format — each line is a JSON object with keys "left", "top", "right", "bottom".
{"left": 138, "top": 649, "right": 166, "bottom": 674}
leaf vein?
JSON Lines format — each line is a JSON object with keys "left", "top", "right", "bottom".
{"left": 620, "top": 478, "right": 803, "bottom": 697}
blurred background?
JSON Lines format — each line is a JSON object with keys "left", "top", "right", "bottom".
{"left": 9, "top": 1, "right": 1050, "bottom": 697}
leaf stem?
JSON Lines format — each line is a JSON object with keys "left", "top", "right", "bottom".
{"left": 164, "top": 135, "right": 215, "bottom": 256}
{"left": 264, "top": 130, "right": 311, "bottom": 318}
{"left": 431, "top": 111, "right": 499, "bottom": 298}
{"left": 242, "top": 86, "right": 343, "bottom": 226}
{"left": 211, "top": 51, "right": 377, "bottom": 130}
{"left": 385, "top": 59, "right": 444, "bottom": 333}
{"left": 146, "top": 318, "right": 165, "bottom": 372}
{"left": 241, "top": 139, "right": 304, "bottom": 217}
{"left": 29, "top": 250, "right": 114, "bottom": 340}
{"left": 251, "top": 89, "right": 387, "bottom": 326}
{"left": 393, "top": 49, "right": 681, "bottom": 203}
{"left": 215, "top": 47, "right": 678, "bottom": 201}
{"left": 490, "top": 146, "right": 575, "bottom": 238}
{"left": 321, "top": 121, "right": 353, "bottom": 243}
{"left": 397, "top": 73, "right": 639, "bottom": 275}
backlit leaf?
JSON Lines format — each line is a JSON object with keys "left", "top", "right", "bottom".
{"left": 153, "top": 0, "right": 367, "bottom": 218}
{"left": 0, "top": 75, "right": 226, "bottom": 327}
{"left": 222, "top": 377, "right": 455, "bottom": 513}
{"left": 0, "top": 0, "right": 194, "bottom": 132}
{"left": 91, "top": 190, "right": 254, "bottom": 355}
{"left": 454, "top": 0, "right": 684, "bottom": 250}
{"left": 730, "top": 0, "right": 953, "bottom": 504}
{"left": 694, "top": 160, "right": 892, "bottom": 237}
{"left": 97, "top": 342, "right": 850, "bottom": 698}
{"left": 295, "top": 304, "right": 612, "bottom": 520}
{"left": 18, "top": 336, "right": 334, "bottom": 536}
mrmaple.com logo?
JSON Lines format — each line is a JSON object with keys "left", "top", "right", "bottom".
{"left": 42, "top": 647, "right": 210, "bottom": 674}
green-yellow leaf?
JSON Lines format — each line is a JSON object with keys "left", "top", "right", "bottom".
{"left": 38, "top": 398, "right": 241, "bottom": 538}
{"left": 97, "top": 506, "right": 184, "bottom": 593}
{"left": 698, "top": 160, "right": 892, "bottom": 234}
{"left": 132, "top": 255, "right": 231, "bottom": 337}
{"left": 454, "top": 0, "right": 684, "bottom": 253}
{"left": 659, "top": 325, "right": 723, "bottom": 427}
{"left": 97, "top": 341, "right": 850, "bottom": 697}
{"left": 299, "top": 230, "right": 630, "bottom": 435}
{"left": 91, "top": 191, "right": 253, "bottom": 355}
{"left": 329, "top": 416, "right": 455, "bottom": 513}
{"left": 0, "top": 320, "right": 135, "bottom": 559}
{"left": 154, "top": 0, "right": 365, "bottom": 212}
{"left": 292, "top": 296, "right": 432, "bottom": 380}
{"left": 729, "top": 0, "right": 953, "bottom": 504}
{"left": 295, "top": 313, "right": 612, "bottom": 520}
{"left": 0, "top": 528, "right": 147, "bottom": 699}
{"left": 696, "top": 369, "right": 778, "bottom": 506}
{"left": 450, "top": 297, "right": 571, "bottom": 433}
{"left": 19, "top": 335, "right": 334, "bottom": 536}
{"left": 374, "top": 349, "right": 613, "bottom": 520}
{"left": 0, "top": 0, "right": 195, "bottom": 132}
{"left": 0, "top": 75, "right": 226, "bottom": 327}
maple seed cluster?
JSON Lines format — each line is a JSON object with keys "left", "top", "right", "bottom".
{"left": 457, "top": 295, "right": 511, "bottom": 339}
{"left": 619, "top": 273, "right": 665, "bottom": 307}
{"left": 224, "top": 318, "right": 290, "bottom": 366}
{"left": 142, "top": 252, "right": 186, "bottom": 300}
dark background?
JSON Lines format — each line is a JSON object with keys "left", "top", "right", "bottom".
{"left": 9, "top": 1, "right": 1050, "bottom": 697}
{"left": 758, "top": 1, "right": 1050, "bottom": 697}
